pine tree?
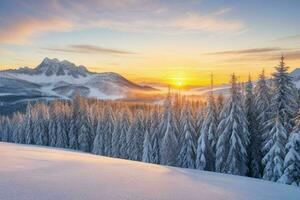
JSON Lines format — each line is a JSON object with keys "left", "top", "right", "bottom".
{"left": 149, "top": 109, "right": 160, "bottom": 164}
{"left": 245, "top": 76, "right": 262, "bottom": 178}
{"left": 103, "top": 106, "right": 115, "bottom": 156}
{"left": 215, "top": 74, "right": 249, "bottom": 175}
{"left": 111, "top": 113, "right": 122, "bottom": 158}
{"left": 254, "top": 70, "right": 271, "bottom": 156}
{"left": 262, "top": 117, "right": 287, "bottom": 181}
{"left": 24, "top": 104, "right": 34, "bottom": 144}
{"left": 78, "top": 123, "right": 91, "bottom": 152}
{"left": 92, "top": 120, "right": 105, "bottom": 155}
{"left": 160, "top": 91, "right": 179, "bottom": 166}
{"left": 119, "top": 109, "right": 131, "bottom": 159}
{"left": 35, "top": 109, "right": 48, "bottom": 146}
{"left": 69, "top": 94, "right": 83, "bottom": 150}
{"left": 270, "top": 56, "right": 298, "bottom": 132}
{"left": 196, "top": 81, "right": 218, "bottom": 171}
{"left": 177, "top": 102, "right": 196, "bottom": 169}
{"left": 277, "top": 109, "right": 300, "bottom": 186}
{"left": 127, "top": 111, "right": 144, "bottom": 161}
{"left": 142, "top": 129, "right": 152, "bottom": 163}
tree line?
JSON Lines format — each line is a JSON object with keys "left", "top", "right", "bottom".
{"left": 0, "top": 57, "right": 299, "bottom": 186}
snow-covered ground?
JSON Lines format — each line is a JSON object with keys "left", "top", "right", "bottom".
{"left": 0, "top": 143, "right": 299, "bottom": 200}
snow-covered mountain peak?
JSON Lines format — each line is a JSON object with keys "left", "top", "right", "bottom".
{"left": 35, "top": 57, "right": 90, "bottom": 78}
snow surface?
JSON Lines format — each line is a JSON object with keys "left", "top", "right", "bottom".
{"left": 0, "top": 142, "right": 299, "bottom": 200}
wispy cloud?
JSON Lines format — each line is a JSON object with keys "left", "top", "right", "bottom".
{"left": 204, "top": 47, "right": 289, "bottom": 55}
{"left": 0, "top": 0, "right": 245, "bottom": 44}
{"left": 89, "top": 9, "right": 244, "bottom": 33}
{"left": 0, "top": 17, "right": 73, "bottom": 44}
{"left": 203, "top": 47, "right": 300, "bottom": 63}
{"left": 276, "top": 34, "right": 300, "bottom": 42}
{"left": 42, "top": 44, "right": 135, "bottom": 55}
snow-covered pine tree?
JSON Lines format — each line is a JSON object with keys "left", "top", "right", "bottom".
{"left": 103, "top": 106, "right": 115, "bottom": 156}
{"left": 262, "top": 116, "right": 287, "bottom": 181}
{"left": 48, "top": 103, "right": 60, "bottom": 147}
{"left": 111, "top": 112, "right": 122, "bottom": 158}
{"left": 78, "top": 122, "right": 91, "bottom": 152}
{"left": 119, "top": 108, "right": 131, "bottom": 159}
{"left": 278, "top": 109, "right": 300, "bottom": 186}
{"left": 92, "top": 120, "right": 104, "bottom": 155}
{"left": 160, "top": 90, "right": 179, "bottom": 166}
{"left": 270, "top": 56, "right": 298, "bottom": 132}
{"left": 55, "top": 111, "right": 68, "bottom": 148}
{"left": 254, "top": 70, "right": 271, "bottom": 155}
{"left": 127, "top": 111, "right": 144, "bottom": 161}
{"left": 24, "top": 104, "right": 34, "bottom": 144}
{"left": 68, "top": 93, "right": 83, "bottom": 150}
{"left": 216, "top": 94, "right": 224, "bottom": 118}
{"left": 196, "top": 76, "right": 218, "bottom": 171}
{"left": 1, "top": 117, "right": 12, "bottom": 142}
{"left": 35, "top": 107, "right": 49, "bottom": 146}
{"left": 177, "top": 101, "right": 196, "bottom": 168}
{"left": 142, "top": 129, "right": 152, "bottom": 163}
{"left": 245, "top": 76, "right": 262, "bottom": 178}
{"left": 149, "top": 109, "right": 160, "bottom": 164}
{"left": 215, "top": 74, "right": 249, "bottom": 176}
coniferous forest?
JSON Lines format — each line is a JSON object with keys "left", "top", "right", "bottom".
{"left": 1, "top": 57, "right": 300, "bottom": 186}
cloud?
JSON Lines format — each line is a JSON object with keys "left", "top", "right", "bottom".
{"left": 276, "top": 34, "right": 300, "bottom": 42}
{"left": 0, "top": 1, "right": 245, "bottom": 44}
{"left": 90, "top": 10, "right": 244, "bottom": 33}
{"left": 0, "top": 17, "right": 73, "bottom": 44}
{"left": 203, "top": 47, "right": 300, "bottom": 63}
{"left": 42, "top": 45, "right": 135, "bottom": 55}
{"left": 166, "top": 10, "right": 244, "bottom": 33}
{"left": 204, "top": 47, "right": 288, "bottom": 55}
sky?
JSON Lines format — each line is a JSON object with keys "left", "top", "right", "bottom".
{"left": 0, "top": 0, "right": 300, "bottom": 87}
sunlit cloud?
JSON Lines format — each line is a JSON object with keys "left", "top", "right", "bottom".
{"left": 276, "top": 34, "right": 300, "bottom": 42}
{"left": 0, "top": 0, "right": 245, "bottom": 45}
{"left": 41, "top": 45, "right": 135, "bottom": 55}
{"left": 204, "top": 47, "right": 290, "bottom": 55}
{"left": 0, "top": 18, "right": 73, "bottom": 44}
{"left": 204, "top": 47, "right": 300, "bottom": 63}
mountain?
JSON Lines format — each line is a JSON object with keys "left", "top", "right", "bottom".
{"left": 1, "top": 142, "right": 299, "bottom": 200}
{"left": 0, "top": 58, "right": 157, "bottom": 114}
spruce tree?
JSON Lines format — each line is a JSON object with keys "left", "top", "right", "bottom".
{"left": 177, "top": 101, "right": 196, "bottom": 168}
{"left": 278, "top": 109, "right": 300, "bottom": 186}
{"left": 92, "top": 120, "right": 105, "bottom": 155}
{"left": 215, "top": 74, "right": 249, "bottom": 175}
{"left": 262, "top": 117, "right": 287, "bottom": 181}
{"left": 196, "top": 82, "right": 218, "bottom": 171}
{"left": 270, "top": 56, "right": 298, "bottom": 132}
{"left": 160, "top": 91, "right": 179, "bottom": 166}
{"left": 142, "top": 129, "right": 152, "bottom": 163}
{"left": 245, "top": 76, "right": 262, "bottom": 178}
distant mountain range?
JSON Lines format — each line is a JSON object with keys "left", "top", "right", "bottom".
{"left": 0, "top": 58, "right": 157, "bottom": 114}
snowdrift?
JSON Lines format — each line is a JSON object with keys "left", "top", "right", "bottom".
{"left": 0, "top": 142, "right": 299, "bottom": 200}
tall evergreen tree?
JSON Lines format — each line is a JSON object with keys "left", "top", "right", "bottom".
{"left": 270, "top": 56, "right": 298, "bottom": 132}
{"left": 160, "top": 91, "right": 179, "bottom": 166}
{"left": 92, "top": 120, "right": 105, "bottom": 155}
{"left": 127, "top": 111, "right": 144, "bottom": 161}
{"left": 196, "top": 77, "right": 218, "bottom": 171}
{"left": 142, "top": 129, "right": 152, "bottom": 163}
{"left": 279, "top": 110, "right": 300, "bottom": 186}
{"left": 262, "top": 117, "right": 287, "bottom": 181}
{"left": 245, "top": 76, "right": 262, "bottom": 178}
{"left": 215, "top": 74, "right": 249, "bottom": 176}
{"left": 119, "top": 109, "right": 131, "bottom": 159}
{"left": 177, "top": 102, "right": 196, "bottom": 168}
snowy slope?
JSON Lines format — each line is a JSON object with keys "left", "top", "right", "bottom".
{"left": 0, "top": 142, "right": 299, "bottom": 200}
